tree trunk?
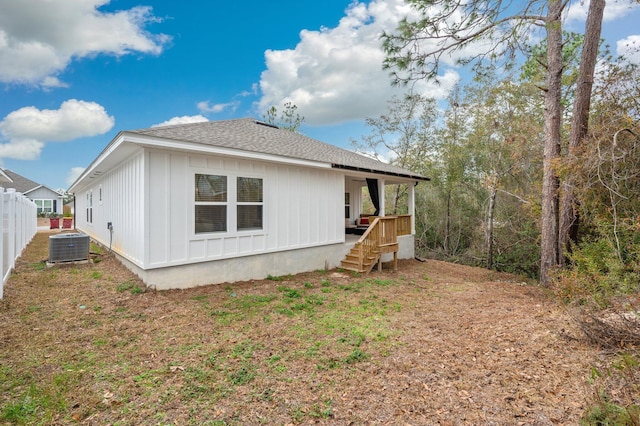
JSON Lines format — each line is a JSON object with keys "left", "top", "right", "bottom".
{"left": 487, "top": 186, "right": 497, "bottom": 270}
{"left": 540, "top": 0, "right": 564, "bottom": 286}
{"left": 444, "top": 189, "right": 451, "bottom": 255}
{"left": 392, "top": 184, "right": 402, "bottom": 215}
{"left": 559, "top": 0, "right": 605, "bottom": 264}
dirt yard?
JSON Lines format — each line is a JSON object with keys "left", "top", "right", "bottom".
{"left": 0, "top": 230, "right": 603, "bottom": 425}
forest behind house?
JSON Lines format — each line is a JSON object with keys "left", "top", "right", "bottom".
{"left": 345, "top": 3, "right": 640, "bottom": 421}
{"left": 349, "top": 0, "right": 640, "bottom": 303}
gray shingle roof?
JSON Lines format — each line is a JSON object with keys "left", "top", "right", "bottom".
{"left": 128, "top": 118, "right": 428, "bottom": 181}
{"left": 1, "top": 169, "right": 63, "bottom": 196}
{"left": 1, "top": 169, "right": 40, "bottom": 193}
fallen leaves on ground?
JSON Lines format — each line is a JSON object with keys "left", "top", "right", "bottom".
{"left": 0, "top": 231, "right": 603, "bottom": 425}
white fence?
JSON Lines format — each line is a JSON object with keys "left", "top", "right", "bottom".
{"left": 1, "top": 187, "right": 37, "bottom": 299}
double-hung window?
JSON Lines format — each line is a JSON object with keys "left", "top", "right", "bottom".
{"left": 34, "top": 199, "right": 53, "bottom": 215}
{"left": 237, "top": 177, "right": 263, "bottom": 231}
{"left": 194, "top": 173, "right": 263, "bottom": 234}
{"left": 195, "top": 174, "right": 227, "bottom": 233}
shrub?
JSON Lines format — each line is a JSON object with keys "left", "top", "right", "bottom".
{"left": 553, "top": 239, "right": 640, "bottom": 307}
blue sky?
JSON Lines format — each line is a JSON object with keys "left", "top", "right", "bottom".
{"left": 1, "top": 0, "right": 639, "bottom": 191}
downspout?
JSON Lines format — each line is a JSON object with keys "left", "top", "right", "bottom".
{"left": 72, "top": 194, "right": 76, "bottom": 230}
{"left": 409, "top": 182, "right": 417, "bottom": 234}
{"left": 378, "top": 179, "right": 385, "bottom": 217}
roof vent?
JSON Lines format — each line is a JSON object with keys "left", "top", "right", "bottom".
{"left": 255, "top": 120, "right": 279, "bottom": 129}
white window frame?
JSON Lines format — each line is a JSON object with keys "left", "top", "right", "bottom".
{"left": 345, "top": 192, "right": 351, "bottom": 219}
{"left": 194, "top": 174, "right": 228, "bottom": 234}
{"left": 34, "top": 199, "right": 54, "bottom": 215}
{"left": 236, "top": 176, "right": 263, "bottom": 231}
{"left": 193, "top": 172, "right": 264, "bottom": 237}
{"left": 86, "top": 190, "right": 93, "bottom": 224}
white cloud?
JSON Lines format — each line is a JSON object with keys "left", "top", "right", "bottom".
{"left": 151, "top": 115, "right": 208, "bottom": 128}
{"left": 258, "top": 0, "right": 640, "bottom": 127}
{"left": 0, "top": 0, "right": 171, "bottom": 87}
{"left": 41, "top": 76, "right": 70, "bottom": 90}
{"left": 0, "top": 99, "right": 114, "bottom": 160}
{"left": 66, "top": 167, "right": 86, "bottom": 187}
{"left": 0, "top": 139, "right": 44, "bottom": 160}
{"left": 565, "top": 1, "right": 640, "bottom": 63}
{"left": 197, "top": 101, "right": 240, "bottom": 114}
{"left": 257, "top": 0, "right": 458, "bottom": 126}
{"left": 617, "top": 35, "right": 640, "bottom": 64}
{"left": 565, "top": 0, "right": 640, "bottom": 24}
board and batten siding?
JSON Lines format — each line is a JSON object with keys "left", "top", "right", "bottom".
{"left": 145, "top": 149, "right": 344, "bottom": 269}
{"left": 74, "top": 150, "right": 146, "bottom": 267}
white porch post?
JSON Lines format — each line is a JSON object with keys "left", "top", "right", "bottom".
{"left": 378, "top": 179, "right": 385, "bottom": 217}
{"left": 409, "top": 183, "right": 415, "bottom": 234}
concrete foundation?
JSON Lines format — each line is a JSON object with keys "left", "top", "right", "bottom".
{"left": 115, "top": 234, "right": 416, "bottom": 290}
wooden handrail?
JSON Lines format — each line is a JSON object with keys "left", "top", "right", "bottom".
{"left": 355, "top": 217, "right": 380, "bottom": 271}
{"left": 351, "top": 216, "right": 399, "bottom": 273}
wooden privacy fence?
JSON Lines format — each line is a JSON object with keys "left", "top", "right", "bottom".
{"left": 1, "top": 187, "right": 37, "bottom": 299}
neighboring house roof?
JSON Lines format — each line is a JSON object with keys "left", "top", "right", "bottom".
{"left": 128, "top": 118, "right": 429, "bottom": 181}
{"left": 1, "top": 169, "right": 62, "bottom": 196}
{"left": 0, "top": 169, "right": 12, "bottom": 184}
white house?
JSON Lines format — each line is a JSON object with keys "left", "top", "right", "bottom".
{"left": 68, "top": 118, "right": 429, "bottom": 290}
{"left": 1, "top": 169, "right": 64, "bottom": 216}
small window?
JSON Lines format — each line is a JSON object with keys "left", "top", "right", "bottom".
{"left": 86, "top": 191, "right": 93, "bottom": 224}
{"left": 345, "top": 192, "right": 351, "bottom": 219}
{"left": 195, "top": 174, "right": 227, "bottom": 233}
{"left": 34, "top": 199, "right": 53, "bottom": 215}
{"left": 237, "top": 177, "right": 263, "bottom": 230}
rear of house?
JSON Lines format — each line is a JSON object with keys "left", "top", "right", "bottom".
{"left": 69, "top": 118, "right": 428, "bottom": 290}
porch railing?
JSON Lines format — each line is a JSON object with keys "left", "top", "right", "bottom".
{"left": 395, "top": 214, "right": 412, "bottom": 236}
{"left": 342, "top": 216, "right": 401, "bottom": 273}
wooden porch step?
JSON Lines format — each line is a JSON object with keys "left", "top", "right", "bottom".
{"left": 344, "top": 253, "right": 376, "bottom": 262}
{"left": 340, "top": 261, "right": 365, "bottom": 273}
{"left": 343, "top": 258, "right": 377, "bottom": 266}
{"left": 344, "top": 254, "right": 359, "bottom": 262}
{"left": 341, "top": 258, "right": 378, "bottom": 272}
{"left": 340, "top": 217, "right": 399, "bottom": 274}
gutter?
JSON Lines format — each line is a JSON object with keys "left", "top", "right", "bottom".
{"left": 331, "top": 164, "right": 430, "bottom": 182}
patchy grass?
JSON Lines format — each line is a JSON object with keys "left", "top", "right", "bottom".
{"left": 0, "top": 231, "right": 613, "bottom": 424}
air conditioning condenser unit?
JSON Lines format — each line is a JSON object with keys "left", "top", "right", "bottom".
{"left": 49, "top": 233, "right": 90, "bottom": 263}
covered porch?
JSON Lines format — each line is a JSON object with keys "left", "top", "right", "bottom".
{"left": 341, "top": 174, "right": 421, "bottom": 273}
{"left": 343, "top": 175, "right": 418, "bottom": 234}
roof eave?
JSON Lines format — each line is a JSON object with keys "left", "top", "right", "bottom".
{"left": 331, "top": 164, "right": 430, "bottom": 182}
{"left": 68, "top": 132, "right": 127, "bottom": 192}
{"left": 126, "top": 132, "right": 333, "bottom": 170}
